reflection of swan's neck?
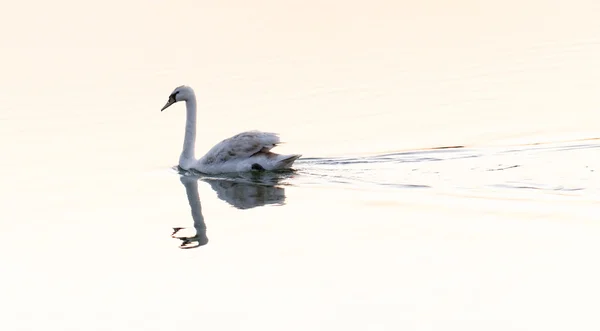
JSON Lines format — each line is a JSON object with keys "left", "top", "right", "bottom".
{"left": 181, "top": 177, "right": 207, "bottom": 237}
{"left": 180, "top": 95, "right": 197, "bottom": 166}
{"left": 172, "top": 177, "right": 209, "bottom": 249}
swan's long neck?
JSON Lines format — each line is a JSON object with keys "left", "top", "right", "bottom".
{"left": 180, "top": 95, "right": 197, "bottom": 165}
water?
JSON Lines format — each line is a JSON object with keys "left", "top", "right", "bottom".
{"left": 2, "top": 1, "right": 600, "bottom": 330}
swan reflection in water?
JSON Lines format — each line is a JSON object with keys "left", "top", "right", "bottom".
{"left": 172, "top": 169, "right": 294, "bottom": 249}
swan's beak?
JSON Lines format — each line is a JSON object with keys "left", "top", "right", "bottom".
{"left": 161, "top": 99, "right": 175, "bottom": 111}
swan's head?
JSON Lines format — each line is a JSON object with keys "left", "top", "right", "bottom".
{"left": 161, "top": 85, "right": 195, "bottom": 111}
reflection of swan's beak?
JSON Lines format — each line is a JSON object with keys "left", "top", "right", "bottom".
{"left": 171, "top": 227, "right": 184, "bottom": 236}
{"left": 161, "top": 99, "right": 175, "bottom": 111}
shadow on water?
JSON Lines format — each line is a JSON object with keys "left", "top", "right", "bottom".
{"left": 171, "top": 168, "right": 295, "bottom": 249}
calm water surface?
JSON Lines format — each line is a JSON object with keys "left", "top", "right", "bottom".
{"left": 2, "top": 1, "right": 600, "bottom": 330}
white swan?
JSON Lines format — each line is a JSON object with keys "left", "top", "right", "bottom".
{"left": 161, "top": 85, "right": 301, "bottom": 174}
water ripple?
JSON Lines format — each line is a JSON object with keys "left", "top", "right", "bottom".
{"left": 295, "top": 139, "right": 600, "bottom": 198}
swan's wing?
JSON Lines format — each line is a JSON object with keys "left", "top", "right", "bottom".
{"left": 200, "top": 130, "right": 281, "bottom": 164}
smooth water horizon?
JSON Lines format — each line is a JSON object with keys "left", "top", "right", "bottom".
{"left": 2, "top": 1, "right": 600, "bottom": 330}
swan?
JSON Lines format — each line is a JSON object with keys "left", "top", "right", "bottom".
{"left": 161, "top": 85, "right": 301, "bottom": 174}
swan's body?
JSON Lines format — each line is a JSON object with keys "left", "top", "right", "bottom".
{"left": 161, "top": 85, "right": 301, "bottom": 174}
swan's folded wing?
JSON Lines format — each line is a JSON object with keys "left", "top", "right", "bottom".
{"left": 200, "top": 130, "right": 281, "bottom": 164}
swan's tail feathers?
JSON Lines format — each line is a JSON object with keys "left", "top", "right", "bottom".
{"left": 276, "top": 154, "right": 302, "bottom": 169}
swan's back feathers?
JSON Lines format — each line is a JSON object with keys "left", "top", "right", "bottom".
{"left": 194, "top": 130, "right": 300, "bottom": 173}
{"left": 201, "top": 130, "right": 280, "bottom": 162}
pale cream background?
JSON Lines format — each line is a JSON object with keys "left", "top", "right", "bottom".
{"left": 1, "top": 1, "right": 600, "bottom": 331}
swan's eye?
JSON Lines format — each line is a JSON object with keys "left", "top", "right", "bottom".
{"left": 169, "top": 91, "right": 180, "bottom": 102}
